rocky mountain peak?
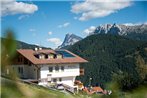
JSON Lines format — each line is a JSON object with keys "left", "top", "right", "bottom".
{"left": 58, "top": 33, "right": 82, "bottom": 49}
{"left": 93, "top": 23, "right": 147, "bottom": 36}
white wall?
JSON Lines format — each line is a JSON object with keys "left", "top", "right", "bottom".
{"left": 51, "top": 76, "right": 75, "bottom": 86}
{"left": 40, "top": 64, "right": 80, "bottom": 86}
{"left": 61, "top": 76, "right": 75, "bottom": 86}
{"left": 12, "top": 63, "right": 80, "bottom": 86}
{"left": 40, "top": 64, "right": 80, "bottom": 79}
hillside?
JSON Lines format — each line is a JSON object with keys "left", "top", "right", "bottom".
{"left": 2, "top": 76, "right": 108, "bottom": 98}
{"left": 2, "top": 76, "right": 147, "bottom": 98}
{"left": 1, "top": 38, "right": 49, "bottom": 49}
{"left": 1, "top": 77, "right": 71, "bottom": 98}
{"left": 67, "top": 34, "right": 147, "bottom": 88}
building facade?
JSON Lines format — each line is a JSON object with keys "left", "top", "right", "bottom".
{"left": 12, "top": 48, "right": 87, "bottom": 90}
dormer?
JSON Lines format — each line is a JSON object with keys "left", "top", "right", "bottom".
{"left": 48, "top": 53, "right": 54, "bottom": 59}
{"left": 39, "top": 53, "right": 45, "bottom": 59}
{"left": 34, "top": 49, "right": 64, "bottom": 59}
{"left": 34, "top": 53, "right": 45, "bottom": 59}
{"left": 56, "top": 54, "right": 63, "bottom": 59}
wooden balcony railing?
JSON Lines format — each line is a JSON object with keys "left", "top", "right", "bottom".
{"left": 80, "top": 68, "right": 84, "bottom": 75}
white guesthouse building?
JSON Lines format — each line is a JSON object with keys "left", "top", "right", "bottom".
{"left": 12, "top": 48, "right": 87, "bottom": 92}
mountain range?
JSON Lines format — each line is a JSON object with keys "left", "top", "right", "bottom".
{"left": 58, "top": 24, "right": 147, "bottom": 49}
{"left": 93, "top": 23, "right": 147, "bottom": 36}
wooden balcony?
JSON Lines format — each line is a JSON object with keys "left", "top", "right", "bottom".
{"left": 80, "top": 68, "right": 84, "bottom": 75}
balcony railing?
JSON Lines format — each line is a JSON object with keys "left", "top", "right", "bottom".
{"left": 80, "top": 68, "right": 84, "bottom": 75}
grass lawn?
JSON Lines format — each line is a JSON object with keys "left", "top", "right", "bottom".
{"left": 1, "top": 77, "right": 74, "bottom": 98}
{"left": 1, "top": 77, "right": 147, "bottom": 98}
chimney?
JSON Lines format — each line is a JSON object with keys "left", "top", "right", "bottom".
{"left": 35, "top": 47, "right": 38, "bottom": 51}
{"left": 39, "top": 47, "right": 42, "bottom": 50}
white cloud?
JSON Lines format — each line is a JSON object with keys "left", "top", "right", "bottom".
{"left": 48, "top": 31, "right": 52, "bottom": 35}
{"left": 123, "top": 23, "right": 134, "bottom": 26}
{"left": 47, "top": 38, "right": 62, "bottom": 46}
{"left": 18, "top": 15, "right": 29, "bottom": 20}
{"left": 123, "top": 22, "right": 147, "bottom": 26}
{"left": 1, "top": 0, "right": 38, "bottom": 16}
{"left": 29, "top": 28, "right": 36, "bottom": 32}
{"left": 83, "top": 26, "right": 96, "bottom": 35}
{"left": 58, "top": 22, "right": 70, "bottom": 28}
{"left": 71, "top": 0, "right": 132, "bottom": 21}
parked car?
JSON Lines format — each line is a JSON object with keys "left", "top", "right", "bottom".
{"left": 55, "top": 83, "right": 64, "bottom": 90}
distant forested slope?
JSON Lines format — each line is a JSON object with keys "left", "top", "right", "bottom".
{"left": 1, "top": 38, "right": 49, "bottom": 49}
{"left": 68, "top": 34, "right": 147, "bottom": 89}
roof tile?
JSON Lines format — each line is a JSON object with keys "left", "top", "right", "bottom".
{"left": 17, "top": 49, "right": 88, "bottom": 65}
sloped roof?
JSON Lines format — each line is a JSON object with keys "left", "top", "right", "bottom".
{"left": 17, "top": 49, "right": 88, "bottom": 65}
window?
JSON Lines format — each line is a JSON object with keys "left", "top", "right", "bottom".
{"left": 18, "top": 58, "right": 20, "bottom": 62}
{"left": 21, "top": 67, "right": 23, "bottom": 74}
{"left": 18, "top": 67, "right": 23, "bottom": 74}
{"left": 34, "top": 55, "right": 39, "bottom": 58}
{"left": 18, "top": 67, "right": 21, "bottom": 73}
{"left": 48, "top": 67, "right": 53, "bottom": 72}
{"left": 53, "top": 78, "right": 57, "bottom": 82}
{"left": 61, "top": 66, "right": 64, "bottom": 71}
{"left": 57, "top": 54, "right": 62, "bottom": 59}
{"left": 18, "top": 57, "right": 22, "bottom": 62}
{"left": 48, "top": 54, "right": 54, "bottom": 59}
{"left": 24, "top": 59, "right": 28, "bottom": 64}
{"left": 55, "top": 66, "right": 59, "bottom": 72}
{"left": 45, "top": 55, "right": 48, "bottom": 59}
{"left": 20, "top": 58, "right": 23, "bottom": 62}
{"left": 59, "top": 78, "right": 62, "bottom": 82}
{"left": 39, "top": 54, "right": 45, "bottom": 59}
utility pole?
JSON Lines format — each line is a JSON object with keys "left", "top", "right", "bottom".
{"left": 88, "top": 77, "right": 92, "bottom": 89}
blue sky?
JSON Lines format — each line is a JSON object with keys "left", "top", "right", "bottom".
{"left": 1, "top": 0, "right": 147, "bottom": 49}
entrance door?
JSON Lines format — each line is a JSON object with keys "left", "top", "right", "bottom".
{"left": 47, "top": 74, "right": 52, "bottom": 82}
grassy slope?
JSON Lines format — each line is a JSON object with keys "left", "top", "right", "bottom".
{"left": 1, "top": 77, "right": 72, "bottom": 98}
{"left": 2, "top": 77, "right": 147, "bottom": 98}
{"left": 1, "top": 77, "right": 103, "bottom": 98}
